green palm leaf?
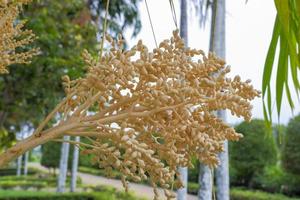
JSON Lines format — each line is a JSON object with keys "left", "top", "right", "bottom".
{"left": 263, "top": 0, "right": 300, "bottom": 125}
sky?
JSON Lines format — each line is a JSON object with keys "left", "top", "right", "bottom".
{"left": 125, "top": 0, "right": 299, "bottom": 125}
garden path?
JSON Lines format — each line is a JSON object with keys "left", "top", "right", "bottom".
{"left": 28, "top": 162, "right": 197, "bottom": 200}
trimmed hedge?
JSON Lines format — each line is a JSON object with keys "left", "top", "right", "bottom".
{"left": 78, "top": 166, "right": 121, "bottom": 179}
{"left": 0, "top": 168, "right": 39, "bottom": 176}
{"left": 282, "top": 114, "right": 300, "bottom": 175}
{"left": 231, "top": 188, "right": 300, "bottom": 200}
{"left": 0, "top": 189, "right": 145, "bottom": 200}
{"left": 0, "top": 175, "right": 82, "bottom": 190}
{"left": 230, "top": 119, "right": 277, "bottom": 187}
{"left": 184, "top": 182, "right": 300, "bottom": 200}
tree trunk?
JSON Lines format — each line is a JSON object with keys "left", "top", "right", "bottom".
{"left": 23, "top": 151, "right": 29, "bottom": 176}
{"left": 198, "top": 1, "right": 228, "bottom": 199}
{"left": 16, "top": 155, "right": 22, "bottom": 176}
{"left": 70, "top": 136, "right": 80, "bottom": 192}
{"left": 216, "top": 140, "right": 229, "bottom": 200}
{"left": 57, "top": 135, "right": 71, "bottom": 193}
{"left": 198, "top": 165, "right": 212, "bottom": 200}
{"left": 177, "top": 0, "right": 188, "bottom": 199}
{"left": 16, "top": 131, "right": 24, "bottom": 176}
{"left": 210, "top": 0, "right": 229, "bottom": 199}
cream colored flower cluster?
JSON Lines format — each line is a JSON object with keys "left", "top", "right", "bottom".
{"left": 59, "top": 30, "right": 260, "bottom": 199}
{"left": 0, "top": 0, "right": 38, "bottom": 74}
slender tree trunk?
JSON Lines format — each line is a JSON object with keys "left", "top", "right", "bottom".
{"left": 16, "top": 156, "right": 22, "bottom": 176}
{"left": 16, "top": 131, "right": 24, "bottom": 176}
{"left": 57, "top": 135, "right": 70, "bottom": 193}
{"left": 216, "top": 140, "right": 229, "bottom": 200}
{"left": 177, "top": 1, "right": 188, "bottom": 200}
{"left": 23, "top": 151, "right": 29, "bottom": 176}
{"left": 70, "top": 136, "right": 80, "bottom": 192}
{"left": 210, "top": 0, "right": 229, "bottom": 199}
{"left": 198, "top": 165, "right": 212, "bottom": 200}
{"left": 198, "top": 1, "right": 228, "bottom": 199}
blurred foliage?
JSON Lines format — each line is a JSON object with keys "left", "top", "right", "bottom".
{"left": 0, "top": 175, "right": 82, "bottom": 190}
{"left": 230, "top": 119, "right": 277, "bottom": 187}
{"left": 253, "top": 165, "right": 300, "bottom": 196}
{"left": 0, "top": 128, "right": 15, "bottom": 154}
{"left": 78, "top": 137, "right": 97, "bottom": 168}
{"left": 252, "top": 165, "right": 284, "bottom": 194}
{"left": 0, "top": 167, "right": 39, "bottom": 175}
{"left": 40, "top": 142, "right": 61, "bottom": 169}
{"left": 230, "top": 188, "right": 300, "bottom": 200}
{"left": 41, "top": 141, "right": 74, "bottom": 169}
{"left": 188, "top": 157, "right": 199, "bottom": 183}
{"left": 0, "top": 186, "right": 145, "bottom": 200}
{"left": 282, "top": 114, "right": 300, "bottom": 175}
{"left": 182, "top": 182, "right": 300, "bottom": 200}
{"left": 0, "top": 0, "right": 141, "bottom": 147}
{"left": 88, "top": 0, "right": 141, "bottom": 38}
{"left": 272, "top": 124, "right": 287, "bottom": 149}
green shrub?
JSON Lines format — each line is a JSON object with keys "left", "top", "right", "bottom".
{"left": 187, "top": 182, "right": 198, "bottom": 195}
{"left": 0, "top": 168, "right": 39, "bottom": 176}
{"left": 79, "top": 138, "right": 97, "bottom": 168}
{"left": 79, "top": 166, "right": 122, "bottom": 179}
{"left": 250, "top": 165, "right": 300, "bottom": 196}
{"left": 188, "top": 157, "right": 199, "bottom": 183}
{"left": 280, "top": 174, "right": 300, "bottom": 196}
{"left": 230, "top": 119, "right": 277, "bottom": 187}
{"left": 282, "top": 114, "right": 300, "bottom": 175}
{"left": 177, "top": 182, "right": 300, "bottom": 200}
{"left": 0, "top": 189, "right": 145, "bottom": 200}
{"left": 252, "top": 165, "right": 284, "bottom": 193}
{"left": 0, "top": 180, "right": 47, "bottom": 190}
{"left": 41, "top": 141, "right": 74, "bottom": 169}
{"left": 0, "top": 175, "right": 82, "bottom": 189}
{"left": 230, "top": 188, "right": 300, "bottom": 200}
{"left": 40, "top": 142, "right": 61, "bottom": 169}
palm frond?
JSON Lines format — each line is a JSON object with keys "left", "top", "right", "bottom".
{"left": 263, "top": 0, "right": 300, "bottom": 125}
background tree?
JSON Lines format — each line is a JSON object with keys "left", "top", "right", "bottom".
{"left": 0, "top": 0, "right": 142, "bottom": 152}
{"left": 282, "top": 114, "right": 300, "bottom": 175}
{"left": 87, "top": 0, "right": 141, "bottom": 39}
{"left": 230, "top": 119, "right": 277, "bottom": 187}
{"left": 41, "top": 142, "right": 62, "bottom": 170}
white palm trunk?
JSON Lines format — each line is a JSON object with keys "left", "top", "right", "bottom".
{"left": 16, "top": 155, "right": 22, "bottom": 176}
{"left": 57, "top": 135, "right": 70, "bottom": 193}
{"left": 198, "top": 0, "right": 228, "bottom": 199}
{"left": 23, "top": 151, "right": 29, "bottom": 176}
{"left": 177, "top": 0, "right": 188, "bottom": 200}
{"left": 70, "top": 136, "right": 80, "bottom": 192}
{"left": 216, "top": 140, "right": 229, "bottom": 200}
{"left": 211, "top": 0, "right": 229, "bottom": 199}
{"left": 198, "top": 165, "right": 212, "bottom": 200}
{"left": 16, "top": 131, "right": 24, "bottom": 176}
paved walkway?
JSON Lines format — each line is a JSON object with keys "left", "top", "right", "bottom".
{"left": 28, "top": 163, "right": 197, "bottom": 200}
